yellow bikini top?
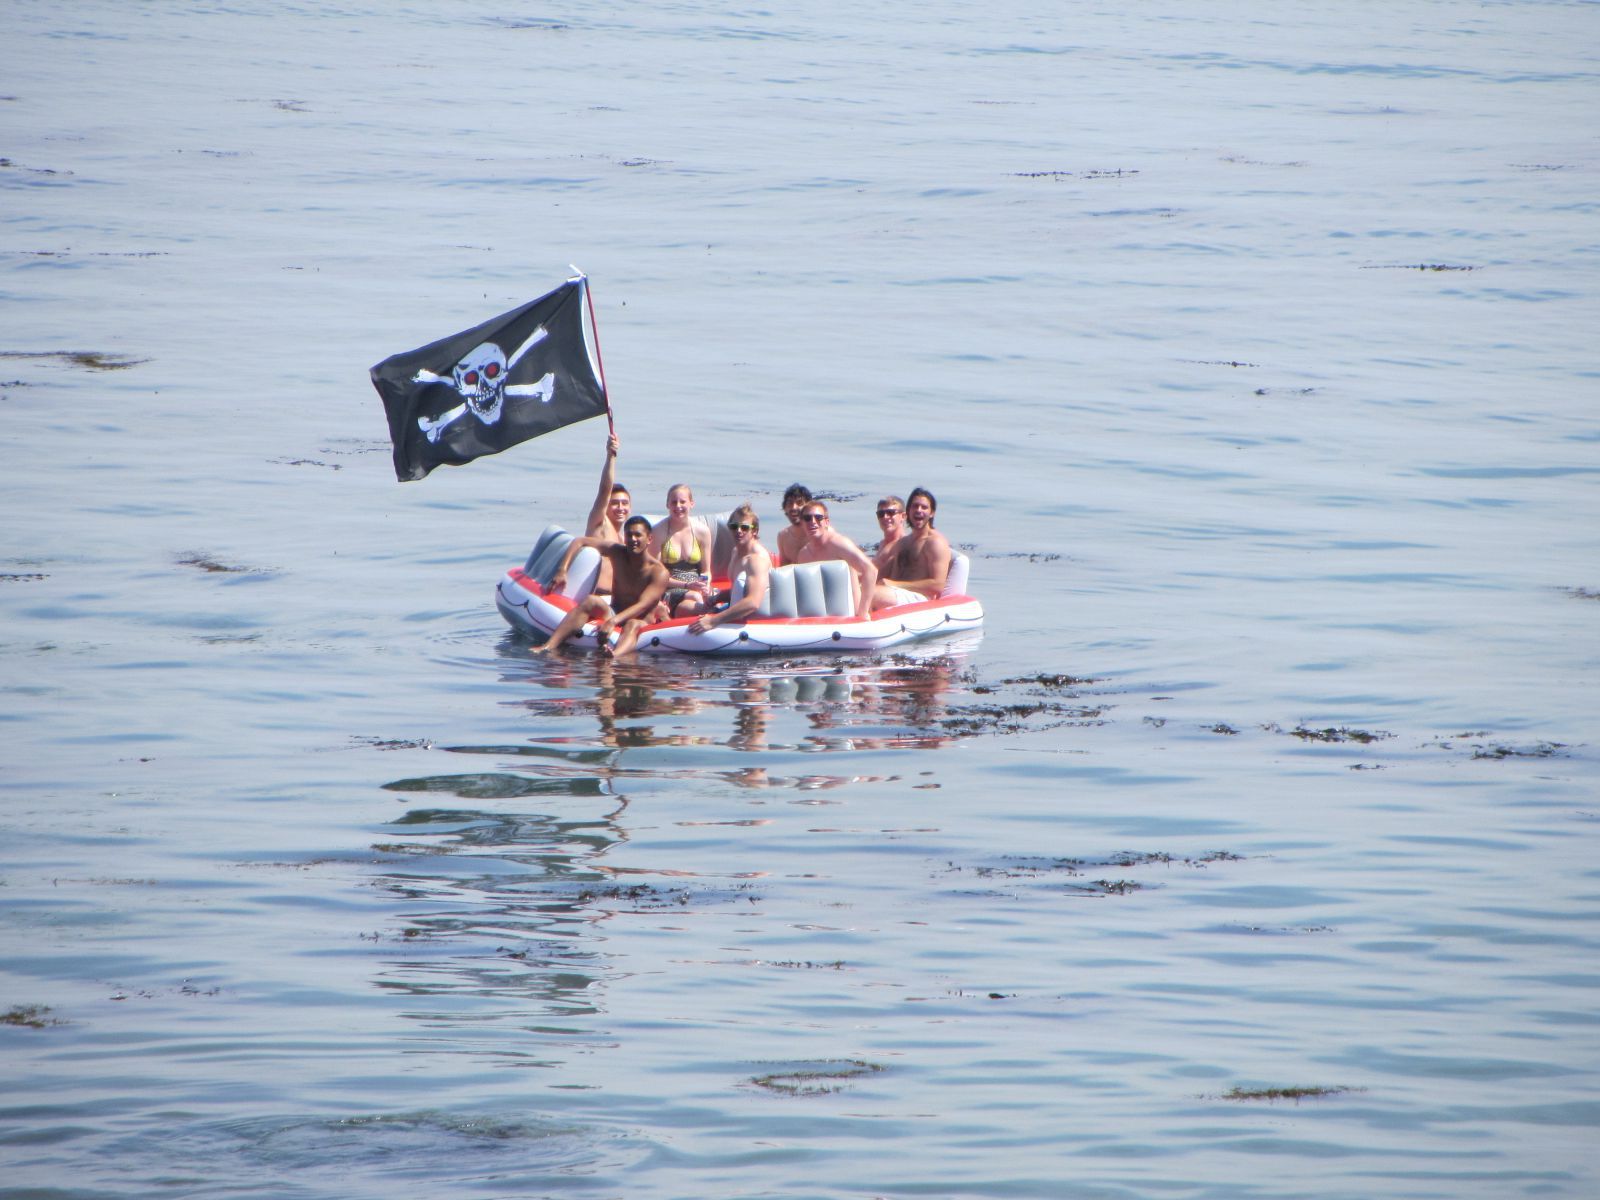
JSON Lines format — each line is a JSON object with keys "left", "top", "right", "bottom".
{"left": 662, "top": 536, "right": 702, "bottom": 566}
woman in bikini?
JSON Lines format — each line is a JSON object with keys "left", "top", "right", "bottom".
{"left": 650, "top": 483, "right": 715, "bottom": 618}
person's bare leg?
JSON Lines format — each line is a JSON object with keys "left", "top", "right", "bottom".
{"left": 609, "top": 617, "right": 646, "bottom": 657}
{"left": 534, "top": 597, "right": 607, "bottom": 653}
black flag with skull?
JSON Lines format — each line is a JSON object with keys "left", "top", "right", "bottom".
{"left": 370, "top": 276, "right": 608, "bottom": 481}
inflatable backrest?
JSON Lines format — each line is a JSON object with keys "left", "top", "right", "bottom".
{"left": 761, "top": 566, "right": 798, "bottom": 618}
{"left": 527, "top": 529, "right": 575, "bottom": 584}
{"left": 706, "top": 512, "right": 737, "bottom": 580}
{"left": 942, "top": 550, "right": 970, "bottom": 597}
{"left": 747, "top": 562, "right": 857, "bottom": 619}
{"left": 791, "top": 562, "right": 828, "bottom": 616}
{"left": 559, "top": 545, "right": 601, "bottom": 599}
{"left": 819, "top": 560, "right": 854, "bottom": 615}
{"left": 524, "top": 524, "right": 567, "bottom": 575}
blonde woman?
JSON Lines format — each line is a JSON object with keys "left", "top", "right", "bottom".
{"left": 650, "top": 483, "right": 715, "bottom": 617}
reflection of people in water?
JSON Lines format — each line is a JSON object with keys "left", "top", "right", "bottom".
{"left": 590, "top": 656, "right": 706, "bottom": 750}
{"left": 530, "top": 627, "right": 971, "bottom": 756}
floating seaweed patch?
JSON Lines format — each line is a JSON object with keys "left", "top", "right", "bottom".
{"left": 0, "top": 572, "right": 46, "bottom": 582}
{"left": 2, "top": 1005, "right": 63, "bottom": 1028}
{"left": 1276, "top": 724, "right": 1393, "bottom": 744}
{"left": 1207, "top": 723, "right": 1239, "bottom": 735}
{"left": 1217, "top": 1085, "right": 1362, "bottom": 1103}
{"left": 980, "top": 550, "right": 1063, "bottom": 562}
{"left": 956, "top": 849, "right": 1239, "bottom": 880}
{"left": 748, "top": 1059, "right": 884, "bottom": 1096}
{"left": 1000, "top": 672, "right": 1097, "bottom": 689}
{"left": 177, "top": 554, "right": 254, "bottom": 574}
{"left": 1561, "top": 587, "right": 1600, "bottom": 601}
{"left": 561, "top": 881, "right": 761, "bottom": 911}
{"left": 1084, "top": 169, "right": 1139, "bottom": 178}
{"left": 353, "top": 736, "right": 435, "bottom": 751}
{"left": 937, "top": 701, "right": 1109, "bottom": 736}
{"left": 1472, "top": 742, "right": 1567, "bottom": 760}
{"left": 0, "top": 350, "right": 147, "bottom": 370}
{"left": 1070, "top": 879, "right": 1144, "bottom": 895}
{"left": 1012, "top": 170, "right": 1074, "bottom": 178}
{"left": 1360, "top": 263, "right": 1478, "bottom": 272}
{"left": 0, "top": 158, "right": 72, "bottom": 176}
{"left": 1184, "top": 359, "right": 1259, "bottom": 368}
{"left": 1254, "top": 387, "right": 1317, "bottom": 396}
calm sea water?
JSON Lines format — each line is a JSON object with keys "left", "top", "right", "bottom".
{"left": 3, "top": 3, "right": 1597, "bottom": 1198}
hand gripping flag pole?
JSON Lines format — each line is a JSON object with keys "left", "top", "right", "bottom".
{"left": 371, "top": 273, "right": 610, "bottom": 482}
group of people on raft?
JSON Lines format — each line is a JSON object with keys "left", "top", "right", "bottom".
{"left": 534, "top": 434, "right": 954, "bottom": 657}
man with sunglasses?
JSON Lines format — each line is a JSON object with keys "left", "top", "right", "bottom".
{"left": 688, "top": 505, "right": 772, "bottom": 636}
{"left": 871, "top": 495, "right": 908, "bottom": 573}
{"left": 534, "top": 515, "right": 669, "bottom": 658}
{"left": 874, "top": 486, "right": 952, "bottom": 607}
{"left": 792, "top": 500, "right": 878, "bottom": 621}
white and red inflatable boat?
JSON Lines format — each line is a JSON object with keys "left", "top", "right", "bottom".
{"left": 496, "top": 517, "right": 983, "bottom": 656}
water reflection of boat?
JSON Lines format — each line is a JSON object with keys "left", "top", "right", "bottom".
{"left": 495, "top": 521, "right": 983, "bottom": 655}
{"left": 505, "top": 638, "right": 978, "bottom": 758}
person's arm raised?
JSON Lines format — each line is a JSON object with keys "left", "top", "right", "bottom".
{"left": 583, "top": 433, "right": 621, "bottom": 537}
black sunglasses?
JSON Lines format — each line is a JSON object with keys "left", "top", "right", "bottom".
{"left": 877, "top": 508, "right": 902, "bottom": 518}
{"left": 729, "top": 522, "right": 755, "bottom": 533}
{"left": 801, "top": 513, "right": 827, "bottom": 523}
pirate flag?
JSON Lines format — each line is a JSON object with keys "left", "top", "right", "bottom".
{"left": 371, "top": 276, "right": 608, "bottom": 481}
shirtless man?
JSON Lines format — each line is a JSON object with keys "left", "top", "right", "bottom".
{"left": 791, "top": 500, "right": 878, "bottom": 621}
{"left": 873, "top": 486, "right": 952, "bottom": 608}
{"left": 870, "top": 495, "right": 907, "bottom": 577}
{"left": 549, "top": 433, "right": 630, "bottom": 596}
{"left": 534, "top": 515, "right": 669, "bottom": 657}
{"left": 775, "top": 482, "right": 812, "bottom": 565}
{"left": 688, "top": 505, "right": 772, "bottom": 635}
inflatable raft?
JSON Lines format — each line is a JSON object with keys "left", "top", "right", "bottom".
{"left": 496, "top": 515, "right": 983, "bottom": 656}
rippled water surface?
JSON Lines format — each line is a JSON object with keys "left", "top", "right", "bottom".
{"left": 3, "top": 3, "right": 1597, "bottom": 1198}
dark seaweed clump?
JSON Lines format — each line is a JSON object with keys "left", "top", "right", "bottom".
{"left": 1279, "top": 725, "right": 1393, "bottom": 744}
{"left": 2, "top": 1005, "right": 62, "bottom": 1028}
{"left": 749, "top": 1059, "right": 883, "bottom": 1096}
{"left": 1472, "top": 742, "right": 1566, "bottom": 760}
{"left": 1219, "top": 1085, "right": 1361, "bottom": 1103}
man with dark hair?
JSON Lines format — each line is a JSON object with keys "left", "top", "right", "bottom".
{"left": 874, "top": 486, "right": 951, "bottom": 607}
{"left": 535, "top": 515, "right": 669, "bottom": 658}
{"left": 551, "top": 432, "right": 629, "bottom": 595}
{"left": 776, "top": 482, "right": 812, "bottom": 564}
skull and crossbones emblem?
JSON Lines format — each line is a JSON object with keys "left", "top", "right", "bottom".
{"left": 414, "top": 325, "right": 555, "bottom": 443}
